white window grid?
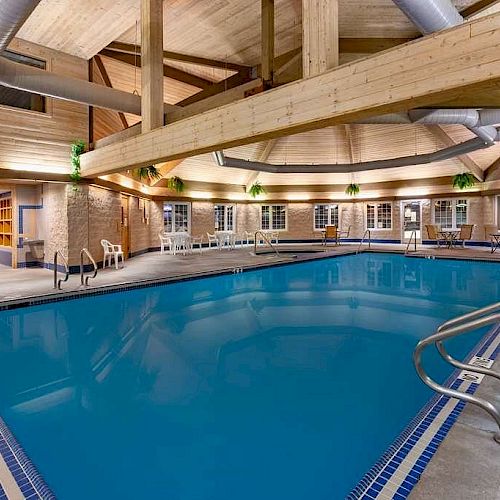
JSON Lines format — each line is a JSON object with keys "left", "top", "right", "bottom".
{"left": 314, "top": 204, "right": 339, "bottom": 230}
{"left": 163, "top": 202, "right": 191, "bottom": 233}
{"left": 366, "top": 203, "right": 392, "bottom": 230}
{"left": 433, "top": 199, "right": 468, "bottom": 229}
{"left": 261, "top": 205, "right": 287, "bottom": 231}
{"left": 214, "top": 204, "right": 235, "bottom": 231}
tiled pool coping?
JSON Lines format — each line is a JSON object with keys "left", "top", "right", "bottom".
{"left": 0, "top": 251, "right": 498, "bottom": 499}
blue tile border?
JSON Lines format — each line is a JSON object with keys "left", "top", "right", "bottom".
{"left": 347, "top": 323, "right": 500, "bottom": 500}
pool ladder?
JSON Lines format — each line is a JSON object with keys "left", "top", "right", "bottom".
{"left": 80, "top": 248, "right": 98, "bottom": 286}
{"left": 356, "top": 229, "right": 371, "bottom": 254}
{"left": 53, "top": 251, "right": 69, "bottom": 290}
{"left": 405, "top": 230, "right": 418, "bottom": 254}
{"left": 414, "top": 302, "right": 500, "bottom": 443}
{"left": 253, "top": 231, "right": 280, "bottom": 257}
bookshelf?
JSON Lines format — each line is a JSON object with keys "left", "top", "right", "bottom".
{"left": 0, "top": 195, "right": 13, "bottom": 248}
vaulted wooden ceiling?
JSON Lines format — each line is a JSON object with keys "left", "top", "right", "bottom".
{"left": 15, "top": 0, "right": 500, "bottom": 187}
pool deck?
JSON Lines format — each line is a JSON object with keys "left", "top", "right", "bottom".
{"left": 0, "top": 242, "right": 499, "bottom": 499}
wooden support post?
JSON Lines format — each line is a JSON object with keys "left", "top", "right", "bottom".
{"left": 302, "top": 0, "right": 339, "bottom": 78}
{"left": 141, "top": 0, "right": 164, "bottom": 132}
{"left": 261, "top": 0, "right": 275, "bottom": 86}
{"left": 88, "top": 59, "right": 94, "bottom": 145}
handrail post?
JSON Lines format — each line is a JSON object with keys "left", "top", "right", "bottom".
{"left": 53, "top": 251, "right": 69, "bottom": 290}
{"left": 80, "top": 248, "right": 98, "bottom": 287}
{"left": 54, "top": 251, "right": 58, "bottom": 289}
{"left": 356, "top": 229, "right": 371, "bottom": 254}
{"left": 253, "top": 231, "right": 280, "bottom": 257}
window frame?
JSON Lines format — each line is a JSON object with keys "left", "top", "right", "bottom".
{"left": 260, "top": 204, "right": 288, "bottom": 231}
{"left": 313, "top": 204, "right": 340, "bottom": 231}
{"left": 163, "top": 201, "right": 191, "bottom": 234}
{"left": 432, "top": 198, "right": 468, "bottom": 230}
{"left": 214, "top": 203, "right": 236, "bottom": 232}
{"left": 365, "top": 202, "right": 393, "bottom": 230}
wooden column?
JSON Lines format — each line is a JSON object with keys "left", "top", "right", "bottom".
{"left": 141, "top": 0, "right": 164, "bottom": 132}
{"left": 302, "top": 0, "right": 339, "bottom": 78}
{"left": 261, "top": 0, "right": 275, "bottom": 86}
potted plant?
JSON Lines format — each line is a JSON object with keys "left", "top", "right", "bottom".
{"left": 452, "top": 172, "right": 475, "bottom": 190}
{"left": 345, "top": 183, "right": 360, "bottom": 196}
{"left": 135, "top": 165, "right": 162, "bottom": 182}
{"left": 70, "top": 139, "right": 86, "bottom": 189}
{"left": 248, "top": 181, "right": 266, "bottom": 198}
{"left": 166, "top": 176, "right": 185, "bottom": 193}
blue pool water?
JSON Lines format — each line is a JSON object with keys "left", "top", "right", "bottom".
{"left": 0, "top": 253, "right": 499, "bottom": 500}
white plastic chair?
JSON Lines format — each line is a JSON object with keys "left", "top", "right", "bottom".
{"left": 101, "top": 239, "right": 124, "bottom": 269}
{"left": 159, "top": 232, "right": 172, "bottom": 254}
{"left": 207, "top": 233, "right": 219, "bottom": 249}
{"left": 244, "top": 231, "right": 254, "bottom": 246}
{"left": 190, "top": 235, "right": 204, "bottom": 253}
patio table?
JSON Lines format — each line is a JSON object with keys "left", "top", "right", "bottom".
{"left": 490, "top": 233, "right": 500, "bottom": 253}
{"left": 438, "top": 230, "right": 459, "bottom": 248}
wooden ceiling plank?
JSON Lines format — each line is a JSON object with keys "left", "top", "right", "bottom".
{"left": 429, "top": 125, "right": 485, "bottom": 181}
{"left": 484, "top": 155, "right": 500, "bottom": 180}
{"left": 80, "top": 14, "right": 500, "bottom": 177}
{"left": 461, "top": 0, "right": 500, "bottom": 18}
{"left": 100, "top": 49, "right": 213, "bottom": 90}
{"left": 106, "top": 41, "right": 250, "bottom": 73}
{"left": 94, "top": 56, "right": 129, "bottom": 130}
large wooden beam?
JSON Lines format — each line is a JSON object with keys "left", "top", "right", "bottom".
{"left": 106, "top": 41, "right": 250, "bottom": 73}
{"left": 339, "top": 38, "right": 414, "bottom": 53}
{"left": 461, "top": 0, "right": 500, "bottom": 18}
{"left": 245, "top": 139, "right": 277, "bottom": 190}
{"left": 141, "top": 0, "right": 165, "bottom": 132}
{"left": 261, "top": 0, "right": 275, "bottom": 85}
{"left": 302, "top": 0, "right": 339, "bottom": 78}
{"left": 151, "top": 159, "right": 185, "bottom": 186}
{"left": 100, "top": 49, "right": 212, "bottom": 90}
{"left": 429, "top": 125, "right": 485, "bottom": 181}
{"left": 80, "top": 14, "right": 500, "bottom": 177}
{"left": 485, "top": 155, "right": 500, "bottom": 180}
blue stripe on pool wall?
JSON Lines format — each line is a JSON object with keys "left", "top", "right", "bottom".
{"left": 348, "top": 324, "right": 500, "bottom": 500}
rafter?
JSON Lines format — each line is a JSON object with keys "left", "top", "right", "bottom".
{"left": 485, "top": 155, "right": 500, "bottom": 181}
{"left": 343, "top": 125, "right": 356, "bottom": 164}
{"left": 461, "top": 0, "right": 500, "bottom": 18}
{"left": 245, "top": 139, "right": 277, "bottom": 191}
{"left": 80, "top": 14, "right": 500, "bottom": 177}
{"left": 106, "top": 41, "right": 250, "bottom": 73}
{"left": 93, "top": 56, "right": 128, "bottom": 130}
{"left": 261, "top": 0, "right": 275, "bottom": 85}
{"left": 99, "top": 49, "right": 213, "bottom": 90}
{"left": 429, "top": 125, "right": 484, "bottom": 182}
{"left": 151, "top": 159, "right": 184, "bottom": 186}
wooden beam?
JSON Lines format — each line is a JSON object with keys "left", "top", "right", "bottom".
{"left": 245, "top": 139, "right": 277, "bottom": 190}
{"left": 80, "top": 14, "right": 500, "bottom": 177}
{"left": 461, "top": 0, "right": 500, "bottom": 18}
{"left": 106, "top": 41, "right": 250, "bottom": 73}
{"left": 302, "top": 0, "right": 339, "bottom": 78}
{"left": 93, "top": 56, "right": 129, "bottom": 129}
{"left": 88, "top": 59, "right": 94, "bottom": 144}
{"left": 339, "top": 38, "right": 415, "bottom": 53}
{"left": 100, "top": 49, "right": 212, "bottom": 90}
{"left": 261, "top": 0, "right": 275, "bottom": 85}
{"left": 429, "top": 125, "right": 485, "bottom": 181}
{"left": 344, "top": 125, "right": 356, "bottom": 163}
{"left": 151, "top": 159, "right": 184, "bottom": 186}
{"left": 485, "top": 155, "right": 500, "bottom": 180}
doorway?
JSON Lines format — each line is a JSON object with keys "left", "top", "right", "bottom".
{"left": 401, "top": 200, "right": 422, "bottom": 243}
{"left": 121, "top": 195, "right": 130, "bottom": 259}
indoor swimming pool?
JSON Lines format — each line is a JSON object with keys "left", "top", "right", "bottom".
{"left": 0, "top": 253, "right": 499, "bottom": 499}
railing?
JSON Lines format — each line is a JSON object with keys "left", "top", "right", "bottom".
{"left": 53, "top": 251, "right": 69, "bottom": 290}
{"left": 414, "top": 302, "right": 500, "bottom": 443}
{"left": 356, "top": 229, "right": 371, "bottom": 254}
{"left": 254, "top": 231, "right": 280, "bottom": 257}
{"left": 405, "top": 230, "right": 418, "bottom": 254}
{"left": 80, "top": 248, "right": 98, "bottom": 286}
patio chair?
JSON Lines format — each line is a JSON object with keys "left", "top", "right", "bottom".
{"left": 455, "top": 224, "right": 474, "bottom": 248}
{"left": 159, "top": 232, "right": 171, "bottom": 254}
{"left": 323, "top": 225, "right": 338, "bottom": 245}
{"left": 207, "top": 232, "right": 219, "bottom": 249}
{"left": 484, "top": 224, "right": 498, "bottom": 240}
{"left": 244, "top": 230, "right": 254, "bottom": 246}
{"left": 425, "top": 224, "right": 446, "bottom": 248}
{"left": 339, "top": 225, "right": 351, "bottom": 241}
{"left": 190, "top": 235, "right": 204, "bottom": 254}
{"left": 101, "top": 239, "right": 124, "bottom": 269}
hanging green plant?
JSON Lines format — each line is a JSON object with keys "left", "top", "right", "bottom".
{"left": 166, "top": 176, "right": 185, "bottom": 193}
{"left": 135, "top": 165, "right": 162, "bottom": 182}
{"left": 345, "top": 183, "right": 360, "bottom": 196}
{"left": 70, "top": 139, "right": 86, "bottom": 188}
{"left": 248, "top": 181, "right": 266, "bottom": 198}
{"left": 452, "top": 172, "right": 475, "bottom": 190}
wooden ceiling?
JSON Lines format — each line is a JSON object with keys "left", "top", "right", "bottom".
{"left": 16, "top": 0, "right": 500, "bottom": 186}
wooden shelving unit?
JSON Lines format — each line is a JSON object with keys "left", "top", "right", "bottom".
{"left": 0, "top": 196, "right": 13, "bottom": 248}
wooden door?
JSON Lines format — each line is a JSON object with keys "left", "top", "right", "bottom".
{"left": 121, "top": 195, "right": 130, "bottom": 259}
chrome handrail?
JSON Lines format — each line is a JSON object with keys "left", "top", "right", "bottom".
{"left": 356, "top": 229, "right": 371, "bottom": 254}
{"left": 254, "top": 231, "right": 280, "bottom": 256}
{"left": 414, "top": 302, "right": 500, "bottom": 443}
{"left": 80, "top": 248, "right": 98, "bottom": 286}
{"left": 53, "top": 251, "right": 69, "bottom": 290}
{"left": 405, "top": 230, "right": 418, "bottom": 254}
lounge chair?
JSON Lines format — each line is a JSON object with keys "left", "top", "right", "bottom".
{"left": 425, "top": 224, "right": 446, "bottom": 248}
{"left": 455, "top": 224, "right": 474, "bottom": 247}
{"left": 323, "top": 225, "right": 339, "bottom": 245}
{"left": 101, "top": 239, "right": 124, "bottom": 269}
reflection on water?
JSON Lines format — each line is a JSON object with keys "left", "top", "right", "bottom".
{"left": 0, "top": 253, "right": 498, "bottom": 500}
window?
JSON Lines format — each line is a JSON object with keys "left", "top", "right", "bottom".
{"left": 433, "top": 199, "right": 467, "bottom": 229}
{"left": 366, "top": 203, "right": 392, "bottom": 229}
{"left": 214, "top": 204, "right": 235, "bottom": 231}
{"left": 314, "top": 204, "right": 339, "bottom": 230}
{"left": 163, "top": 202, "right": 190, "bottom": 233}
{"left": 261, "top": 205, "right": 286, "bottom": 230}
{"left": 0, "top": 51, "right": 46, "bottom": 112}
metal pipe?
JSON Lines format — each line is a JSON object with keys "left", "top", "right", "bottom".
{"left": 0, "top": 0, "right": 41, "bottom": 52}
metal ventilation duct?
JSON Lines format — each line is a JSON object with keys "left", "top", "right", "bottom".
{"left": 0, "top": 0, "right": 142, "bottom": 115}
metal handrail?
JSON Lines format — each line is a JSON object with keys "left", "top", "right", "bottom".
{"left": 414, "top": 302, "right": 500, "bottom": 443}
{"left": 80, "top": 248, "right": 98, "bottom": 286}
{"left": 405, "top": 230, "right": 418, "bottom": 254}
{"left": 356, "top": 229, "right": 371, "bottom": 254}
{"left": 53, "top": 251, "right": 69, "bottom": 290}
{"left": 254, "top": 231, "right": 280, "bottom": 256}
